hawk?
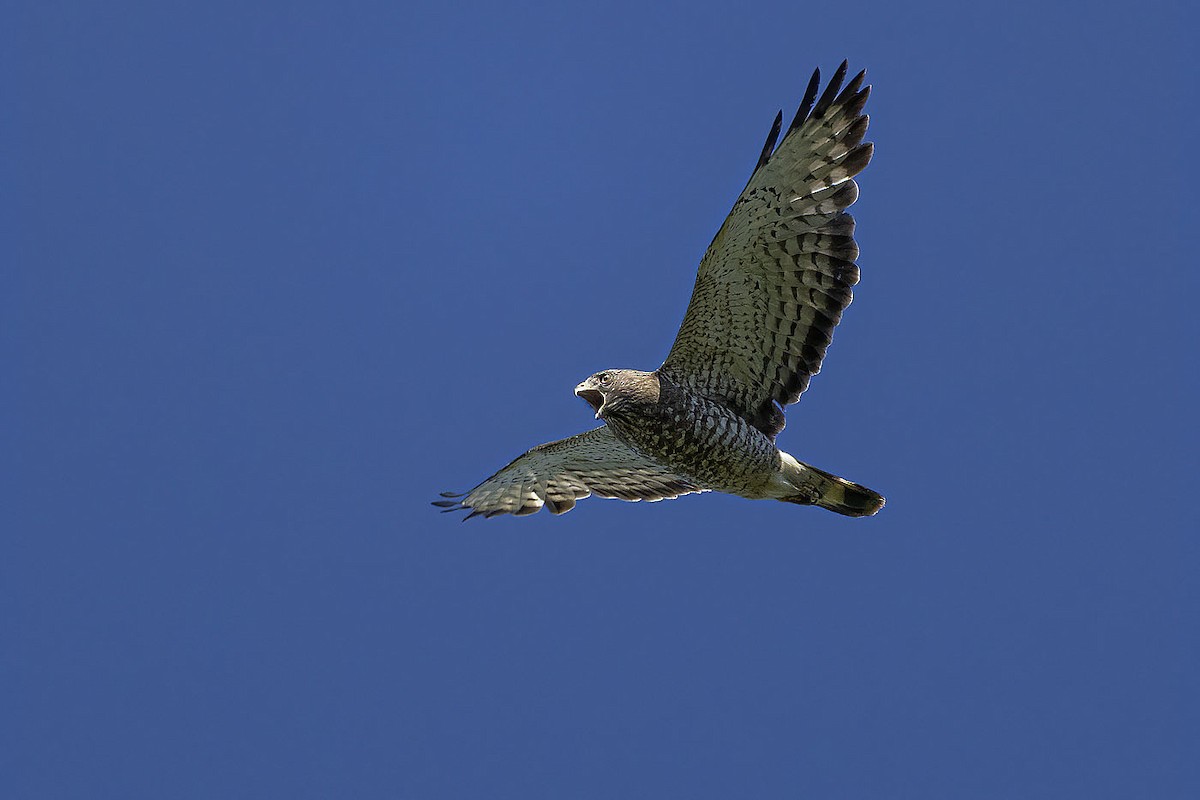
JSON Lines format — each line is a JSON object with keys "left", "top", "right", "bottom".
{"left": 435, "top": 62, "right": 884, "bottom": 520}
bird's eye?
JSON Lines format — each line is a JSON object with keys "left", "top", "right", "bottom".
{"left": 598, "top": 373, "right": 610, "bottom": 385}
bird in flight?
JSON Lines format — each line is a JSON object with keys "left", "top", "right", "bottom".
{"left": 436, "top": 62, "right": 883, "bottom": 520}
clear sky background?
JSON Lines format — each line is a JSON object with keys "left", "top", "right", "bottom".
{"left": 7, "top": 1, "right": 1197, "bottom": 797}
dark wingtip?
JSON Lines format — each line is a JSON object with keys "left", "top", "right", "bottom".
{"left": 434, "top": 491, "right": 468, "bottom": 513}
{"left": 786, "top": 67, "right": 822, "bottom": 135}
{"left": 836, "top": 69, "right": 866, "bottom": 105}
{"left": 752, "top": 110, "right": 784, "bottom": 174}
{"left": 812, "top": 61, "right": 849, "bottom": 119}
{"left": 840, "top": 141, "right": 874, "bottom": 179}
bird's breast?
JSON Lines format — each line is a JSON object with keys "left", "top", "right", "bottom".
{"left": 605, "top": 392, "right": 780, "bottom": 495}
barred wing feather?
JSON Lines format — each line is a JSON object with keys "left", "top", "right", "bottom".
{"left": 660, "top": 62, "right": 873, "bottom": 439}
{"left": 434, "top": 427, "right": 702, "bottom": 519}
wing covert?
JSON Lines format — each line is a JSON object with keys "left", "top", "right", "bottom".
{"left": 660, "top": 62, "right": 873, "bottom": 439}
{"left": 433, "top": 427, "right": 702, "bottom": 519}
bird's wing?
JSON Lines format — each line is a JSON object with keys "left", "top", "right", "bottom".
{"left": 659, "top": 62, "right": 872, "bottom": 439}
{"left": 433, "top": 426, "right": 703, "bottom": 519}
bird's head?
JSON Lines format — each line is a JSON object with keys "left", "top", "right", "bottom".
{"left": 574, "top": 370, "right": 659, "bottom": 419}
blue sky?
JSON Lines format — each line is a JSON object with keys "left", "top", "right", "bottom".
{"left": 7, "top": 1, "right": 1197, "bottom": 797}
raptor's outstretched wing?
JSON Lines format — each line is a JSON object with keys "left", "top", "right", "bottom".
{"left": 660, "top": 62, "right": 872, "bottom": 439}
{"left": 434, "top": 427, "right": 702, "bottom": 519}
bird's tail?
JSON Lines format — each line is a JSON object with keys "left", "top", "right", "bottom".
{"left": 778, "top": 452, "right": 884, "bottom": 517}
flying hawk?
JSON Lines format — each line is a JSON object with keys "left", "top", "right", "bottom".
{"left": 436, "top": 62, "right": 884, "bottom": 519}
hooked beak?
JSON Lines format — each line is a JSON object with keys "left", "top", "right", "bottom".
{"left": 575, "top": 382, "right": 605, "bottom": 418}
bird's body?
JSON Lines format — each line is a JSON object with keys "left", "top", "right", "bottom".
{"left": 583, "top": 370, "right": 780, "bottom": 499}
{"left": 572, "top": 369, "right": 883, "bottom": 516}
{"left": 436, "top": 62, "right": 885, "bottom": 520}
